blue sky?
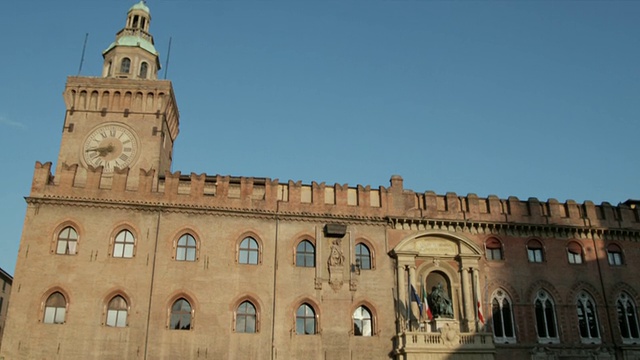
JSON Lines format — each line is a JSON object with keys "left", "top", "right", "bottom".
{"left": 0, "top": 1, "right": 638, "bottom": 274}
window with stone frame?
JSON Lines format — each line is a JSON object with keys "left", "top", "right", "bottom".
{"left": 239, "top": 237, "right": 259, "bottom": 265}
{"left": 236, "top": 301, "right": 257, "bottom": 333}
{"left": 576, "top": 291, "right": 600, "bottom": 343}
{"left": 120, "top": 58, "right": 131, "bottom": 73}
{"left": 56, "top": 226, "right": 78, "bottom": 255}
{"left": 296, "top": 303, "right": 316, "bottom": 335}
{"left": 106, "top": 295, "right": 128, "bottom": 328}
{"left": 353, "top": 305, "right": 373, "bottom": 336}
{"left": 355, "top": 243, "right": 371, "bottom": 270}
{"left": 296, "top": 240, "right": 315, "bottom": 268}
{"left": 170, "top": 298, "right": 192, "bottom": 330}
{"left": 607, "top": 243, "right": 624, "bottom": 266}
{"left": 176, "top": 234, "right": 197, "bottom": 261}
{"left": 491, "top": 289, "right": 516, "bottom": 343}
{"left": 113, "top": 229, "right": 135, "bottom": 258}
{"left": 617, "top": 292, "right": 640, "bottom": 342}
{"left": 527, "top": 240, "right": 544, "bottom": 263}
{"left": 534, "top": 290, "right": 559, "bottom": 343}
{"left": 139, "top": 62, "right": 148, "bottom": 79}
{"left": 485, "top": 238, "right": 503, "bottom": 261}
{"left": 43, "top": 292, "right": 67, "bottom": 324}
{"left": 567, "top": 242, "right": 583, "bottom": 264}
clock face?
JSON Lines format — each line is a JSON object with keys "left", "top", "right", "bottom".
{"left": 82, "top": 124, "right": 139, "bottom": 173}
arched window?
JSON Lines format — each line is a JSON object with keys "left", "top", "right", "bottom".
{"left": 577, "top": 291, "right": 600, "bottom": 342}
{"left": 239, "top": 237, "right": 259, "bottom": 264}
{"left": 527, "top": 240, "right": 544, "bottom": 263}
{"left": 355, "top": 243, "right": 371, "bottom": 270}
{"left": 617, "top": 292, "right": 640, "bottom": 341}
{"left": 534, "top": 290, "right": 559, "bottom": 342}
{"left": 485, "top": 238, "right": 503, "bottom": 261}
{"left": 139, "top": 62, "right": 148, "bottom": 79}
{"left": 353, "top": 305, "right": 372, "bottom": 336}
{"left": 607, "top": 244, "right": 624, "bottom": 266}
{"left": 170, "top": 298, "right": 192, "bottom": 330}
{"left": 176, "top": 234, "right": 197, "bottom": 261}
{"left": 492, "top": 289, "right": 516, "bottom": 343}
{"left": 296, "top": 303, "right": 316, "bottom": 335}
{"left": 236, "top": 301, "right": 257, "bottom": 333}
{"left": 296, "top": 240, "right": 315, "bottom": 267}
{"left": 120, "top": 58, "right": 131, "bottom": 73}
{"left": 113, "top": 230, "right": 135, "bottom": 258}
{"left": 106, "top": 295, "right": 128, "bottom": 327}
{"left": 567, "top": 242, "right": 583, "bottom": 264}
{"left": 43, "top": 292, "right": 66, "bottom": 324}
{"left": 56, "top": 226, "right": 78, "bottom": 255}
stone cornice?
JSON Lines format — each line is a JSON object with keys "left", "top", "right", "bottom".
{"left": 26, "top": 195, "right": 388, "bottom": 226}
{"left": 388, "top": 217, "right": 640, "bottom": 242}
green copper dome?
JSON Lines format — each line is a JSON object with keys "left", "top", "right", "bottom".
{"left": 129, "top": 1, "right": 150, "bottom": 14}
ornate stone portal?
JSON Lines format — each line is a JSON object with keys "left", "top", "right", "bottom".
{"left": 391, "top": 231, "right": 495, "bottom": 360}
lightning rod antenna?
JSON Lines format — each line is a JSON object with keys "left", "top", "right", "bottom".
{"left": 164, "top": 36, "right": 172, "bottom": 80}
{"left": 77, "top": 33, "right": 89, "bottom": 75}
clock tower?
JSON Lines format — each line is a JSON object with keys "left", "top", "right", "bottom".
{"left": 55, "top": 0, "right": 179, "bottom": 187}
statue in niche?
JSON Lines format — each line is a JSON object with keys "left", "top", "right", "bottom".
{"left": 429, "top": 282, "right": 454, "bottom": 318}
{"left": 328, "top": 239, "right": 344, "bottom": 267}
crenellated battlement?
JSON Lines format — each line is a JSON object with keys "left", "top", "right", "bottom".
{"left": 30, "top": 161, "right": 640, "bottom": 230}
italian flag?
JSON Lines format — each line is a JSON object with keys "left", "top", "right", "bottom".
{"left": 422, "top": 286, "right": 433, "bottom": 321}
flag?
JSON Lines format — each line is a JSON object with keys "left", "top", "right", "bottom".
{"left": 422, "top": 285, "right": 433, "bottom": 321}
{"left": 477, "top": 297, "right": 485, "bottom": 324}
{"left": 411, "top": 285, "right": 422, "bottom": 317}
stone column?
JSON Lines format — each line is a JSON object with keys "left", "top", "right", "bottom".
{"left": 472, "top": 267, "right": 482, "bottom": 331}
{"left": 461, "top": 266, "right": 473, "bottom": 329}
{"left": 397, "top": 262, "right": 407, "bottom": 331}
{"left": 408, "top": 265, "right": 417, "bottom": 329}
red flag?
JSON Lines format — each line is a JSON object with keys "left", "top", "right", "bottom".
{"left": 477, "top": 298, "right": 485, "bottom": 324}
{"left": 422, "top": 286, "right": 433, "bottom": 321}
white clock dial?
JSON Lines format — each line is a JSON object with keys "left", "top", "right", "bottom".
{"left": 82, "top": 124, "right": 139, "bottom": 173}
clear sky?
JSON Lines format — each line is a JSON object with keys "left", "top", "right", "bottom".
{"left": 0, "top": 1, "right": 638, "bottom": 275}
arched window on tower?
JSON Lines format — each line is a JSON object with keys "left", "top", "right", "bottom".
{"left": 296, "top": 303, "right": 316, "bottom": 335}
{"left": 236, "top": 301, "right": 257, "bottom": 333}
{"left": 56, "top": 226, "right": 78, "bottom": 255}
{"left": 120, "top": 58, "right": 131, "bottom": 74}
{"left": 355, "top": 243, "right": 371, "bottom": 270}
{"left": 43, "top": 292, "right": 67, "bottom": 324}
{"left": 567, "top": 242, "right": 583, "bottom": 264}
{"left": 296, "top": 240, "right": 315, "bottom": 267}
{"left": 170, "top": 298, "right": 192, "bottom": 330}
{"left": 139, "top": 62, "right": 148, "bottom": 79}
{"left": 353, "top": 305, "right": 373, "bottom": 336}
{"left": 106, "top": 295, "right": 128, "bottom": 327}
{"left": 176, "top": 234, "right": 197, "bottom": 262}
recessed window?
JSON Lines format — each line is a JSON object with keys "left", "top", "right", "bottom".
{"left": 485, "top": 238, "right": 503, "bottom": 261}
{"left": 355, "top": 243, "right": 371, "bottom": 270}
{"left": 176, "top": 234, "right": 197, "bottom": 261}
{"left": 56, "top": 226, "right": 78, "bottom": 255}
{"left": 120, "top": 58, "right": 131, "bottom": 73}
{"left": 577, "top": 291, "right": 600, "bottom": 342}
{"left": 139, "top": 62, "right": 148, "bottom": 79}
{"left": 43, "top": 292, "right": 66, "bottom": 324}
{"left": 607, "top": 244, "right": 624, "bottom": 266}
{"left": 527, "top": 240, "right": 544, "bottom": 263}
{"left": 296, "top": 240, "right": 315, "bottom": 267}
{"left": 170, "top": 298, "right": 192, "bottom": 330}
{"left": 239, "top": 237, "right": 259, "bottom": 265}
{"left": 617, "top": 292, "right": 640, "bottom": 341}
{"left": 534, "top": 290, "right": 559, "bottom": 342}
{"left": 113, "top": 230, "right": 135, "bottom": 258}
{"left": 106, "top": 295, "right": 128, "bottom": 328}
{"left": 236, "top": 301, "right": 257, "bottom": 333}
{"left": 567, "top": 242, "right": 583, "bottom": 264}
{"left": 492, "top": 289, "right": 516, "bottom": 343}
{"left": 353, "top": 306, "right": 373, "bottom": 336}
{"left": 296, "top": 304, "right": 316, "bottom": 335}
